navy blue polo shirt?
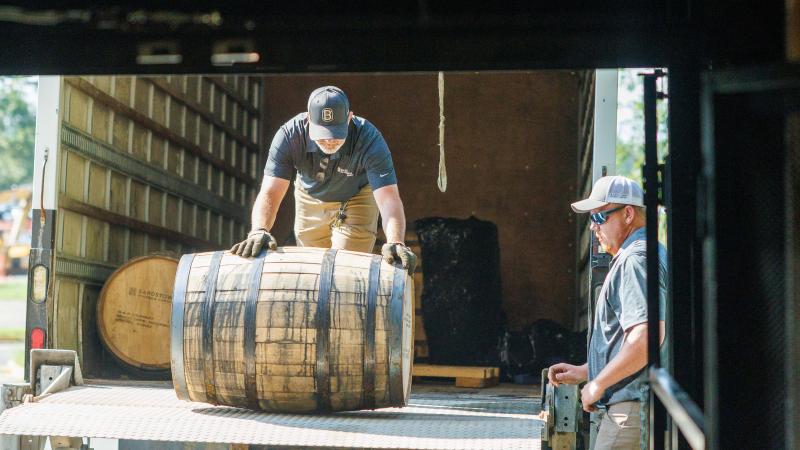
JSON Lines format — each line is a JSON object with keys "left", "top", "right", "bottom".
{"left": 263, "top": 113, "right": 397, "bottom": 202}
{"left": 588, "top": 227, "right": 668, "bottom": 406}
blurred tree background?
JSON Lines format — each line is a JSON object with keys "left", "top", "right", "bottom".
{"left": 0, "top": 77, "right": 37, "bottom": 191}
{"left": 615, "top": 69, "right": 669, "bottom": 244}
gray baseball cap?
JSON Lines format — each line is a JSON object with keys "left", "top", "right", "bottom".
{"left": 571, "top": 175, "right": 645, "bottom": 213}
{"left": 307, "top": 86, "right": 350, "bottom": 140}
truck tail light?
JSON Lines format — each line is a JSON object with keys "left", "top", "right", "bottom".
{"left": 30, "top": 327, "right": 45, "bottom": 349}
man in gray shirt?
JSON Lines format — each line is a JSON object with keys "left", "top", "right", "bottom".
{"left": 231, "top": 86, "right": 416, "bottom": 272}
{"left": 547, "top": 175, "right": 666, "bottom": 450}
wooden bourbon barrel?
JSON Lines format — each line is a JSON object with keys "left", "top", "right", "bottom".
{"left": 171, "top": 247, "right": 414, "bottom": 413}
{"left": 374, "top": 229, "right": 427, "bottom": 362}
{"left": 97, "top": 255, "right": 178, "bottom": 372}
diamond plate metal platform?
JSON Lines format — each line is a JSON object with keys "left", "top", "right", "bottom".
{"left": 0, "top": 381, "right": 543, "bottom": 449}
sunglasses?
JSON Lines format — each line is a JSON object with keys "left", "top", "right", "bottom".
{"left": 590, "top": 205, "right": 625, "bottom": 225}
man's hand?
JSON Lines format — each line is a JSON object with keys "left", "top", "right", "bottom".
{"left": 381, "top": 243, "right": 417, "bottom": 274}
{"left": 231, "top": 228, "right": 277, "bottom": 257}
{"left": 547, "top": 363, "right": 588, "bottom": 386}
{"left": 580, "top": 380, "right": 605, "bottom": 413}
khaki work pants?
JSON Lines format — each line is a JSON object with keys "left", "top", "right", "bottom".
{"left": 293, "top": 184, "right": 380, "bottom": 253}
{"left": 594, "top": 401, "right": 643, "bottom": 450}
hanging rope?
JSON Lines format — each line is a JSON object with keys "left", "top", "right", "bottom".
{"left": 437, "top": 71, "right": 447, "bottom": 192}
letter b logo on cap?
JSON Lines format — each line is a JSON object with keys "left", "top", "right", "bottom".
{"left": 322, "top": 108, "right": 334, "bottom": 122}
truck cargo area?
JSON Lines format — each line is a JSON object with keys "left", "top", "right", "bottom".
{"left": 7, "top": 69, "right": 599, "bottom": 448}
{"left": 0, "top": 380, "right": 542, "bottom": 449}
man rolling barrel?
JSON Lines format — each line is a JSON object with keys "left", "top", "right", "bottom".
{"left": 231, "top": 86, "right": 416, "bottom": 273}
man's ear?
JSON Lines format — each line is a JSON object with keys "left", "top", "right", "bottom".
{"left": 625, "top": 205, "right": 634, "bottom": 224}
{"left": 348, "top": 111, "right": 354, "bottom": 122}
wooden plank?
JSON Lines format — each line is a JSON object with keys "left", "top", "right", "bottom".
{"left": 55, "top": 279, "right": 80, "bottom": 351}
{"left": 59, "top": 194, "right": 214, "bottom": 250}
{"left": 107, "top": 224, "right": 127, "bottom": 265}
{"left": 455, "top": 377, "right": 499, "bottom": 388}
{"left": 150, "top": 135, "right": 165, "bottom": 168}
{"left": 148, "top": 187, "right": 164, "bottom": 227}
{"left": 205, "top": 76, "right": 259, "bottom": 116}
{"left": 64, "top": 151, "right": 86, "bottom": 202}
{"left": 66, "top": 83, "right": 90, "bottom": 133}
{"left": 88, "top": 162, "right": 108, "bottom": 208}
{"left": 147, "top": 77, "right": 259, "bottom": 154}
{"left": 84, "top": 217, "right": 105, "bottom": 261}
{"left": 66, "top": 77, "right": 257, "bottom": 188}
{"left": 129, "top": 180, "right": 147, "bottom": 222}
{"left": 412, "top": 364, "right": 500, "bottom": 379}
{"left": 60, "top": 210, "right": 83, "bottom": 257}
{"left": 129, "top": 231, "right": 146, "bottom": 258}
{"left": 411, "top": 363, "right": 500, "bottom": 388}
{"left": 91, "top": 101, "right": 111, "bottom": 143}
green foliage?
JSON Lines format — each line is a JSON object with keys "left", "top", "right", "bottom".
{"left": 0, "top": 277, "right": 27, "bottom": 301}
{"left": 0, "top": 77, "right": 37, "bottom": 190}
{"left": 615, "top": 69, "right": 669, "bottom": 245}
{"left": 0, "top": 327, "right": 24, "bottom": 341}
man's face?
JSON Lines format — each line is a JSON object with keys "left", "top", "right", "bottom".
{"left": 313, "top": 110, "right": 353, "bottom": 154}
{"left": 315, "top": 139, "right": 346, "bottom": 154}
{"left": 589, "top": 204, "right": 630, "bottom": 255}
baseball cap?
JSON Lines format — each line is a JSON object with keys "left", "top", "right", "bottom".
{"left": 307, "top": 86, "right": 350, "bottom": 140}
{"left": 571, "top": 175, "right": 644, "bottom": 213}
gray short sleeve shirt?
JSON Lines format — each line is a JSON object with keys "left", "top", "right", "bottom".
{"left": 588, "top": 227, "right": 667, "bottom": 406}
{"left": 264, "top": 113, "right": 397, "bottom": 202}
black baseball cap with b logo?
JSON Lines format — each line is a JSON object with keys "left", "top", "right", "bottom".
{"left": 307, "top": 86, "right": 350, "bottom": 140}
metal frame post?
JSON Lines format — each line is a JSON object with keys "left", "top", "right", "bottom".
{"left": 643, "top": 71, "right": 666, "bottom": 450}
{"left": 25, "top": 76, "right": 62, "bottom": 380}
{"left": 665, "top": 64, "right": 704, "bottom": 450}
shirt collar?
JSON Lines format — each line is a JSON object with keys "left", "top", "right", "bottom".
{"left": 619, "top": 226, "right": 647, "bottom": 253}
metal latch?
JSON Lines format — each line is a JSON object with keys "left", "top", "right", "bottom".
{"left": 539, "top": 368, "right": 584, "bottom": 450}
{"left": 1, "top": 383, "right": 30, "bottom": 413}
{"left": 27, "top": 349, "right": 84, "bottom": 402}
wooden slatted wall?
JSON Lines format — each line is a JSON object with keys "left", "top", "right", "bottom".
{"left": 51, "top": 75, "right": 264, "bottom": 376}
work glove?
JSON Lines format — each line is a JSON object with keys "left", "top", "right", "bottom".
{"left": 230, "top": 228, "right": 277, "bottom": 257}
{"left": 381, "top": 243, "right": 417, "bottom": 275}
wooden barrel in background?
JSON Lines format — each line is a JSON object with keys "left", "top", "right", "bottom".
{"left": 171, "top": 247, "right": 414, "bottom": 413}
{"left": 374, "top": 229, "right": 427, "bottom": 362}
{"left": 97, "top": 255, "right": 178, "bottom": 372}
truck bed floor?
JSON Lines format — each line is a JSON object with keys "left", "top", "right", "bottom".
{"left": 0, "top": 381, "right": 543, "bottom": 449}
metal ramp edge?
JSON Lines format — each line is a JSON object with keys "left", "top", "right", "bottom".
{"left": 0, "top": 384, "right": 543, "bottom": 449}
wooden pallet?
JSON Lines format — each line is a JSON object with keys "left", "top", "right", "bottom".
{"left": 412, "top": 364, "right": 500, "bottom": 388}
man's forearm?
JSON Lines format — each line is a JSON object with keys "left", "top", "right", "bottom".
{"left": 251, "top": 190, "right": 279, "bottom": 231}
{"left": 593, "top": 320, "right": 666, "bottom": 391}
{"left": 382, "top": 204, "right": 406, "bottom": 243}
{"left": 593, "top": 325, "right": 648, "bottom": 390}
{"left": 251, "top": 178, "right": 289, "bottom": 231}
{"left": 372, "top": 185, "right": 407, "bottom": 243}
